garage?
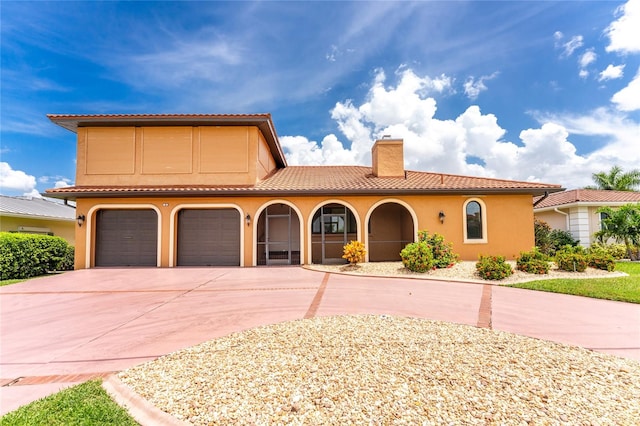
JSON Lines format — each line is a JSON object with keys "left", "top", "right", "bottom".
{"left": 177, "top": 209, "right": 241, "bottom": 266}
{"left": 95, "top": 209, "right": 158, "bottom": 267}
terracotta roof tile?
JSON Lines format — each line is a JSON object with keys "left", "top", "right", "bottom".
{"left": 46, "top": 166, "right": 562, "bottom": 198}
{"left": 534, "top": 189, "right": 640, "bottom": 209}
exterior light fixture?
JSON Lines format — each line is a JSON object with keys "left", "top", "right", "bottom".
{"left": 438, "top": 211, "right": 445, "bottom": 224}
{"left": 77, "top": 214, "right": 86, "bottom": 227}
{"left": 245, "top": 213, "right": 251, "bottom": 226}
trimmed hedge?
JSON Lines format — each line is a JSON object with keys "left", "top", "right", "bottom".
{"left": 476, "top": 255, "right": 513, "bottom": 280}
{"left": 400, "top": 241, "right": 435, "bottom": 273}
{"left": 516, "top": 247, "right": 550, "bottom": 274}
{"left": 0, "top": 232, "right": 74, "bottom": 280}
{"left": 555, "top": 245, "right": 588, "bottom": 273}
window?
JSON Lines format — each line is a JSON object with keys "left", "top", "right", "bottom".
{"left": 599, "top": 212, "right": 610, "bottom": 231}
{"left": 464, "top": 199, "right": 487, "bottom": 243}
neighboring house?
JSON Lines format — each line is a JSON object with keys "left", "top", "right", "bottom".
{"left": 534, "top": 189, "right": 640, "bottom": 247}
{"left": 44, "top": 113, "right": 563, "bottom": 269}
{"left": 0, "top": 195, "right": 76, "bottom": 244}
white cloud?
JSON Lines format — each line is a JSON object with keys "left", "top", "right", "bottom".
{"left": 598, "top": 64, "right": 625, "bottom": 81}
{"left": 0, "top": 162, "right": 37, "bottom": 193}
{"left": 579, "top": 49, "right": 597, "bottom": 74}
{"left": 281, "top": 69, "right": 639, "bottom": 189}
{"left": 23, "top": 189, "right": 43, "bottom": 199}
{"left": 611, "top": 67, "right": 640, "bottom": 111}
{"left": 555, "top": 33, "right": 584, "bottom": 57}
{"left": 463, "top": 72, "right": 499, "bottom": 100}
{"left": 605, "top": 0, "right": 640, "bottom": 54}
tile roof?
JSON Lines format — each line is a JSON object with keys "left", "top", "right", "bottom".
{"left": 45, "top": 166, "right": 562, "bottom": 198}
{"left": 0, "top": 195, "right": 76, "bottom": 220}
{"left": 534, "top": 189, "right": 640, "bottom": 209}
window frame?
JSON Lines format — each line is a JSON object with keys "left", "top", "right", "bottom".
{"left": 463, "top": 198, "right": 487, "bottom": 244}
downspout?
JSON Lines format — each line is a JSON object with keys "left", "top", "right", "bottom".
{"left": 533, "top": 191, "right": 549, "bottom": 207}
{"left": 553, "top": 208, "right": 570, "bottom": 232}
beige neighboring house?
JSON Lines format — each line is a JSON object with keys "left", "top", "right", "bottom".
{"left": 534, "top": 189, "right": 640, "bottom": 247}
{"left": 0, "top": 195, "right": 76, "bottom": 244}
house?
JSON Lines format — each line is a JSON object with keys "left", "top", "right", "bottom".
{"left": 0, "top": 195, "right": 76, "bottom": 244}
{"left": 534, "top": 189, "right": 640, "bottom": 247}
{"left": 44, "top": 113, "right": 563, "bottom": 269}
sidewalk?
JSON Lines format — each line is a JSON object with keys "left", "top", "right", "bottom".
{"left": 2, "top": 267, "right": 639, "bottom": 415}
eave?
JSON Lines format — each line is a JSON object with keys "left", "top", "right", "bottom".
{"left": 45, "top": 186, "right": 560, "bottom": 201}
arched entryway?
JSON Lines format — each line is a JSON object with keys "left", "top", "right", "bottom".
{"left": 311, "top": 203, "right": 358, "bottom": 264}
{"left": 256, "top": 203, "right": 301, "bottom": 265}
{"left": 367, "top": 202, "right": 415, "bottom": 262}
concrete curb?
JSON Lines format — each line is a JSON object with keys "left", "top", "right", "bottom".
{"left": 102, "top": 375, "right": 190, "bottom": 426}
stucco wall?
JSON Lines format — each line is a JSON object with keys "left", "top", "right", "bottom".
{"left": 77, "top": 126, "right": 275, "bottom": 186}
{"left": 74, "top": 193, "right": 536, "bottom": 269}
{"left": 0, "top": 216, "right": 75, "bottom": 244}
{"left": 534, "top": 210, "right": 568, "bottom": 231}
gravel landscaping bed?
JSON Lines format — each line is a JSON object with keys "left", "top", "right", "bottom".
{"left": 119, "top": 315, "right": 640, "bottom": 425}
{"left": 307, "top": 261, "right": 626, "bottom": 284}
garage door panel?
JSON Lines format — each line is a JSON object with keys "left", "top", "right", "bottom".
{"left": 96, "top": 210, "right": 158, "bottom": 267}
{"left": 177, "top": 209, "right": 240, "bottom": 266}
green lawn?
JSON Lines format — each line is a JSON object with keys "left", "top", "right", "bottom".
{"left": 0, "top": 278, "right": 26, "bottom": 287}
{"left": 509, "top": 262, "right": 640, "bottom": 303}
{"left": 0, "top": 380, "right": 138, "bottom": 426}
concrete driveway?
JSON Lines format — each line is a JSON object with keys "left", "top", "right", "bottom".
{"left": 1, "top": 267, "right": 639, "bottom": 415}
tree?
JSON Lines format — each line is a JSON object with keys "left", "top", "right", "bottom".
{"left": 595, "top": 203, "right": 640, "bottom": 260}
{"left": 587, "top": 166, "right": 640, "bottom": 191}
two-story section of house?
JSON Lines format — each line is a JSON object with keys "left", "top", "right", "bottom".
{"left": 45, "top": 113, "right": 563, "bottom": 269}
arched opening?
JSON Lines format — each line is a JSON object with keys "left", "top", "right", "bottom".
{"left": 256, "top": 203, "right": 301, "bottom": 265}
{"left": 311, "top": 203, "right": 357, "bottom": 264}
{"left": 368, "top": 202, "right": 414, "bottom": 261}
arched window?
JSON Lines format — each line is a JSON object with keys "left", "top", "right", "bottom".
{"left": 464, "top": 199, "right": 487, "bottom": 243}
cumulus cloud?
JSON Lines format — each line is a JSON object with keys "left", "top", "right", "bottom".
{"left": 281, "top": 69, "right": 638, "bottom": 188}
{"left": 599, "top": 64, "right": 625, "bottom": 81}
{"left": 38, "top": 175, "right": 74, "bottom": 188}
{"left": 611, "top": 67, "right": 640, "bottom": 111}
{"left": 605, "top": 0, "right": 640, "bottom": 54}
{"left": 0, "top": 162, "right": 37, "bottom": 193}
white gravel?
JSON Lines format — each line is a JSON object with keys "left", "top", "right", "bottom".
{"left": 307, "top": 261, "right": 626, "bottom": 284}
{"left": 119, "top": 315, "right": 640, "bottom": 425}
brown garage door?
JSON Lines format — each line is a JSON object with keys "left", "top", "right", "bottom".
{"left": 177, "top": 209, "right": 240, "bottom": 266}
{"left": 95, "top": 209, "right": 158, "bottom": 267}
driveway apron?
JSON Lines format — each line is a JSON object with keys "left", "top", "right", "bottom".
{"left": 1, "top": 267, "right": 639, "bottom": 415}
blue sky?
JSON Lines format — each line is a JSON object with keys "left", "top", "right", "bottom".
{"left": 1, "top": 1, "right": 639, "bottom": 197}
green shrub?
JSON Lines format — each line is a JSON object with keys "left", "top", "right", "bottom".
{"left": 549, "top": 229, "right": 579, "bottom": 253}
{"left": 416, "top": 230, "right": 459, "bottom": 268}
{"left": 58, "top": 245, "right": 75, "bottom": 271}
{"left": 400, "top": 241, "right": 434, "bottom": 273}
{"left": 0, "top": 232, "right": 74, "bottom": 280}
{"left": 534, "top": 219, "right": 552, "bottom": 255}
{"left": 586, "top": 245, "right": 616, "bottom": 272}
{"left": 342, "top": 241, "right": 366, "bottom": 265}
{"left": 555, "top": 245, "right": 588, "bottom": 272}
{"left": 476, "top": 255, "right": 513, "bottom": 280}
{"left": 589, "top": 242, "right": 627, "bottom": 260}
{"left": 516, "top": 247, "right": 550, "bottom": 274}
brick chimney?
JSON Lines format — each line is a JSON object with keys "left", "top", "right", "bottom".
{"left": 371, "top": 138, "right": 404, "bottom": 178}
